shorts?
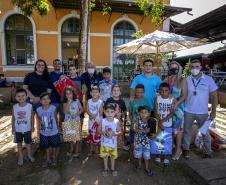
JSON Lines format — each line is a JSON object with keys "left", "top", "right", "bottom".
{"left": 129, "top": 128, "right": 134, "bottom": 145}
{"left": 100, "top": 145, "right": 118, "bottom": 159}
{"left": 134, "top": 144, "right": 150, "bottom": 160}
{"left": 14, "top": 131, "right": 32, "bottom": 144}
{"left": 40, "top": 133, "right": 61, "bottom": 149}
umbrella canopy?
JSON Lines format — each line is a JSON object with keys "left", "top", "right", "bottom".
{"left": 115, "top": 30, "right": 207, "bottom": 55}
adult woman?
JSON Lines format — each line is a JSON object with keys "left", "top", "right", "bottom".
{"left": 23, "top": 59, "right": 52, "bottom": 110}
{"left": 164, "top": 61, "right": 187, "bottom": 160}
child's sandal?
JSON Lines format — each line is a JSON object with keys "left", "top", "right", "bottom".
{"left": 102, "top": 170, "right": 108, "bottom": 177}
{"left": 145, "top": 169, "right": 153, "bottom": 177}
{"left": 111, "top": 170, "right": 118, "bottom": 177}
{"left": 88, "top": 151, "right": 94, "bottom": 157}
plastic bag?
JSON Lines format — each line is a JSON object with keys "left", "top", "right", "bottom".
{"left": 54, "top": 76, "right": 82, "bottom": 99}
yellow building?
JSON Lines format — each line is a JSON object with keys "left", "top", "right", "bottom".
{"left": 0, "top": 0, "right": 188, "bottom": 81}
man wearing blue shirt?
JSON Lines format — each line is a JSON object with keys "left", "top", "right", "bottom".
{"left": 183, "top": 59, "right": 218, "bottom": 159}
{"left": 130, "top": 59, "right": 162, "bottom": 112}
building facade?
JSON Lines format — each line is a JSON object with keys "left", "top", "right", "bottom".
{"left": 0, "top": 0, "right": 187, "bottom": 81}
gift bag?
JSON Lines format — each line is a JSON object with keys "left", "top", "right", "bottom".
{"left": 62, "top": 121, "right": 81, "bottom": 142}
{"left": 54, "top": 76, "right": 82, "bottom": 99}
{"left": 150, "top": 127, "right": 172, "bottom": 155}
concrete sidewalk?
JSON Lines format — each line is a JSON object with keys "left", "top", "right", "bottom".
{"left": 182, "top": 153, "right": 226, "bottom": 185}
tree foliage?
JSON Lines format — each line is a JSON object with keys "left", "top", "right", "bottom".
{"left": 12, "top": 0, "right": 164, "bottom": 26}
{"left": 135, "top": 0, "right": 164, "bottom": 26}
{"left": 12, "top": 0, "right": 49, "bottom": 16}
{"left": 182, "top": 60, "right": 191, "bottom": 78}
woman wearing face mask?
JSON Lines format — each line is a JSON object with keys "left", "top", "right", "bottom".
{"left": 81, "top": 63, "right": 103, "bottom": 100}
{"left": 164, "top": 61, "right": 187, "bottom": 160}
{"left": 23, "top": 59, "right": 52, "bottom": 111}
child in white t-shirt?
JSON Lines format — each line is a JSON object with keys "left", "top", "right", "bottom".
{"left": 12, "top": 88, "right": 35, "bottom": 166}
{"left": 99, "top": 103, "right": 120, "bottom": 177}
{"left": 154, "top": 82, "right": 175, "bottom": 166}
{"left": 87, "top": 86, "right": 103, "bottom": 156}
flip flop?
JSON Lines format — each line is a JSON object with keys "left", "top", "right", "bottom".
{"left": 102, "top": 170, "right": 108, "bottom": 177}
{"left": 145, "top": 169, "right": 153, "bottom": 177}
{"left": 112, "top": 170, "right": 118, "bottom": 177}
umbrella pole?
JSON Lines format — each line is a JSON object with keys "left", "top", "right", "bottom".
{"left": 156, "top": 46, "right": 161, "bottom": 77}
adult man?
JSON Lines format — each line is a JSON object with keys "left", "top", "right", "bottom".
{"left": 50, "top": 59, "right": 64, "bottom": 119}
{"left": 81, "top": 63, "right": 103, "bottom": 100}
{"left": 130, "top": 59, "right": 162, "bottom": 113}
{"left": 183, "top": 59, "right": 218, "bottom": 159}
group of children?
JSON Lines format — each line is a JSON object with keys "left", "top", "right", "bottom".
{"left": 12, "top": 66, "right": 177, "bottom": 177}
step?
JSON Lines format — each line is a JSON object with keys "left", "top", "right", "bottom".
{"left": 182, "top": 157, "right": 226, "bottom": 185}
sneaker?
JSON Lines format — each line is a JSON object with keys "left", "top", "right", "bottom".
{"left": 155, "top": 157, "right": 161, "bottom": 164}
{"left": 183, "top": 150, "right": 190, "bottom": 159}
{"left": 163, "top": 159, "right": 171, "bottom": 166}
{"left": 66, "top": 152, "right": 72, "bottom": 157}
{"left": 28, "top": 155, "right": 35, "bottom": 163}
{"left": 72, "top": 153, "right": 80, "bottom": 158}
{"left": 42, "top": 160, "right": 51, "bottom": 168}
{"left": 202, "top": 153, "right": 213, "bottom": 158}
{"left": 123, "top": 145, "right": 130, "bottom": 151}
{"left": 17, "top": 158, "right": 23, "bottom": 166}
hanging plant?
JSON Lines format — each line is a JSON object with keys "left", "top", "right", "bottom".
{"left": 89, "top": 0, "right": 96, "bottom": 12}
{"left": 135, "top": 0, "right": 164, "bottom": 26}
{"left": 102, "top": 3, "right": 112, "bottom": 15}
{"left": 12, "top": 0, "right": 49, "bottom": 16}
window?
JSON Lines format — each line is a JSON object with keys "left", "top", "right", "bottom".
{"left": 61, "top": 18, "right": 80, "bottom": 74}
{"left": 113, "top": 21, "right": 136, "bottom": 81}
{"left": 4, "top": 14, "right": 34, "bottom": 65}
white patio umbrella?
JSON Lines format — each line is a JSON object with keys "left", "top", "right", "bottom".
{"left": 115, "top": 30, "right": 207, "bottom": 60}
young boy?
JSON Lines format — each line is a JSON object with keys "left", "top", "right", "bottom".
{"left": 36, "top": 92, "right": 61, "bottom": 167}
{"left": 153, "top": 82, "right": 175, "bottom": 165}
{"left": 134, "top": 106, "right": 153, "bottom": 176}
{"left": 98, "top": 67, "right": 117, "bottom": 102}
{"left": 128, "top": 84, "right": 150, "bottom": 161}
{"left": 105, "top": 84, "right": 126, "bottom": 149}
{"left": 99, "top": 103, "right": 120, "bottom": 176}
{"left": 12, "top": 88, "right": 35, "bottom": 166}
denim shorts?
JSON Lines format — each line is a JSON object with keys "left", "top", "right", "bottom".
{"left": 15, "top": 131, "right": 32, "bottom": 144}
{"left": 134, "top": 144, "right": 151, "bottom": 160}
{"left": 40, "top": 133, "right": 61, "bottom": 149}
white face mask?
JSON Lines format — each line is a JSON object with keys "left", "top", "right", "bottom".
{"left": 191, "top": 68, "right": 200, "bottom": 76}
{"left": 88, "top": 68, "right": 95, "bottom": 74}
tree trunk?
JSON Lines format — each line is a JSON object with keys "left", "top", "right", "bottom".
{"left": 79, "top": 0, "right": 89, "bottom": 72}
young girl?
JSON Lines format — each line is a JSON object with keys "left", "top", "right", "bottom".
{"left": 87, "top": 86, "right": 103, "bottom": 156}
{"left": 99, "top": 103, "right": 120, "bottom": 176}
{"left": 62, "top": 87, "right": 83, "bottom": 158}
{"left": 106, "top": 84, "right": 126, "bottom": 149}
{"left": 36, "top": 92, "right": 61, "bottom": 167}
{"left": 153, "top": 82, "right": 175, "bottom": 166}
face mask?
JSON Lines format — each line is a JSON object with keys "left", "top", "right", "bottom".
{"left": 191, "top": 68, "right": 200, "bottom": 76}
{"left": 88, "top": 68, "right": 95, "bottom": 74}
{"left": 169, "top": 68, "right": 179, "bottom": 75}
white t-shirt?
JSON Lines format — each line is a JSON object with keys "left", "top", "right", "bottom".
{"left": 101, "top": 118, "right": 119, "bottom": 148}
{"left": 157, "top": 95, "right": 174, "bottom": 127}
{"left": 88, "top": 98, "right": 103, "bottom": 129}
{"left": 13, "top": 103, "right": 32, "bottom": 132}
